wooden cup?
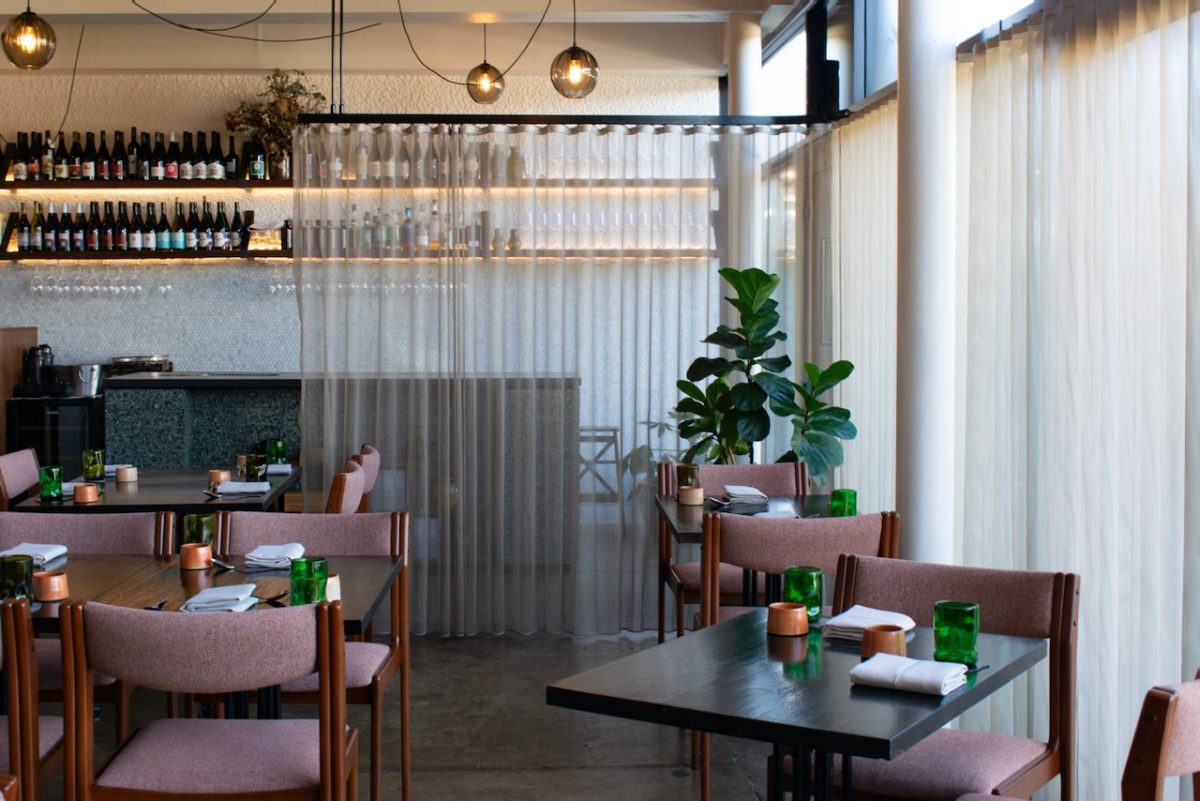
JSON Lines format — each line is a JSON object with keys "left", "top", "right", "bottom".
{"left": 32, "top": 570, "right": 69, "bottom": 602}
{"left": 766, "top": 602, "right": 810, "bottom": 636}
{"left": 678, "top": 486, "right": 705, "bottom": 506}
{"left": 861, "top": 623, "right": 907, "bottom": 659}
{"left": 115, "top": 466, "right": 138, "bottom": 483}
{"left": 73, "top": 483, "right": 99, "bottom": 503}
{"left": 180, "top": 543, "right": 213, "bottom": 570}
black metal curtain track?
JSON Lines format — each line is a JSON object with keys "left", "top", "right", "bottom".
{"left": 297, "top": 113, "right": 845, "bottom": 126}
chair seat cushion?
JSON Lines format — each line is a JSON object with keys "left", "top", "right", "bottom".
{"left": 281, "top": 641, "right": 391, "bottom": 692}
{"left": 37, "top": 638, "right": 115, "bottom": 690}
{"left": 0, "top": 714, "right": 64, "bottom": 771}
{"left": 834, "top": 730, "right": 1050, "bottom": 800}
{"left": 671, "top": 561, "right": 748, "bottom": 594}
{"left": 97, "top": 718, "right": 321, "bottom": 794}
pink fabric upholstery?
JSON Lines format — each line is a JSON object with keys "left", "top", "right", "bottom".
{"left": 225, "top": 510, "right": 394, "bottom": 556}
{"left": 83, "top": 602, "right": 319, "bottom": 694}
{"left": 0, "top": 449, "right": 39, "bottom": 506}
{"left": 327, "top": 460, "right": 366, "bottom": 514}
{"left": 0, "top": 714, "right": 63, "bottom": 770}
{"left": 672, "top": 561, "right": 747, "bottom": 594}
{"left": 956, "top": 795, "right": 1023, "bottom": 801}
{"left": 0, "top": 511, "right": 160, "bottom": 554}
{"left": 1160, "top": 680, "right": 1200, "bottom": 776}
{"left": 696, "top": 463, "right": 798, "bottom": 497}
{"left": 839, "top": 555, "right": 1058, "bottom": 638}
{"left": 719, "top": 513, "right": 887, "bottom": 575}
{"left": 36, "top": 638, "right": 114, "bottom": 690}
{"left": 833, "top": 730, "right": 1049, "bottom": 799}
{"left": 96, "top": 718, "right": 320, "bottom": 793}
{"left": 358, "top": 444, "right": 381, "bottom": 495}
{"left": 281, "top": 641, "right": 390, "bottom": 692}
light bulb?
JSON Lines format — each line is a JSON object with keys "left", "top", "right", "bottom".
{"left": 466, "top": 62, "right": 504, "bottom": 104}
{"left": 567, "top": 60, "right": 583, "bottom": 84}
{"left": 2, "top": 9, "right": 56, "bottom": 70}
{"left": 551, "top": 45, "right": 598, "bottom": 99}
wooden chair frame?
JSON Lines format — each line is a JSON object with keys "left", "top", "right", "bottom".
{"left": 351, "top": 443, "right": 380, "bottom": 513}
{"left": 2, "top": 598, "right": 63, "bottom": 801}
{"left": 61, "top": 600, "right": 358, "bottom": 801}
{"left": 1120, "top": 667, "right": 1200, "bottom": 801}
{"left": 324, "top": 461, "right": 365, "bottom": 515}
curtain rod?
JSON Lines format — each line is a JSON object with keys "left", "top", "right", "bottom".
{"left": 297, "top": 112, "right": 846, "bottom": 126}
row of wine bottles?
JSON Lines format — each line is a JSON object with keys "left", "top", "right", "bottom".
{"left": 7, "top": 129, "right": 283, "bottom": 183}
{"left": 14, "top": 199, "right": 254, "bottom": 252}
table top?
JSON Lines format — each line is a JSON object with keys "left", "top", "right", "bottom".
{"left": 656, "top": 494, "right": 833, "bottom": 544}
{"left": 546, "top": 608, "right": 1047, "bottom": 760}
{"left": 28, "top": 552, "right": 399, "bottom": 637}
{"left": 13, "top": 468, "right": 301, "bottom": 515}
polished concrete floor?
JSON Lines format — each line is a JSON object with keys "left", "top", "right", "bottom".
{"left": 49, "top": 630, "right": 772, "bottom": 800}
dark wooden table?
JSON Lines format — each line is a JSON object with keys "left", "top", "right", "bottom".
{"left": 547, "top": 609, "right": 1047, "bottom": 801}
{"left": 12, "top": 468, "right": 300, "bottom": 515}
{"left": 29, "top": 553, "right": 400, "bottom": 637}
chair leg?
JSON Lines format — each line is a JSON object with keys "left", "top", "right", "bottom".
{"left": 676, "top": 593, "right": 685, "bottom": 638}
{"left": 371, "top": 684, "right": 383, "bottom": 801}
{"left": 114, "top": 681, "right": 133, "bottom": 744}
{"left": 658, "top": 576, "right": 666, "bottom": 644}
{"left": 401, "top": 659, "right": 411, "bottom": 801}
{"left": 699, "top": 732, "right": 710, "bottom": 801}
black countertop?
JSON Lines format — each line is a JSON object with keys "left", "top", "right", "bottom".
{"left": 104, "top": 371, "right": 301, "bottom": 390}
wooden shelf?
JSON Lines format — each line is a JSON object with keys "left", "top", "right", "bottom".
{"left": 1, "top": 249, "right": 292, "bottom": 262}
{"left": 295, "top": 249, "right": 715, "bottom": 262}
{"left": 2, "top": 178, "right": 293, "bottom": 191}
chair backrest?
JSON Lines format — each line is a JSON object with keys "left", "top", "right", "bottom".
{"left": 325, "top": 459, "right": 366, "bottom": 514}
{"left": 0, "top": 511, "right": 174, "bottom": 556}
{"left": 0, "top": 449, "right": 40, "bottom": 511}
{"left": 834, "top": 554, "right": 1080, "bottom": 794}
{"left": 352, "top": 443, "right": 381, "bottom": 512}
{"left": 700, "top": 512, "right": 898, "bottom": 626}
{"left": 1122, "top": 670, "right": 1200, "bottom": 800}
{"left": 1, "top": 599, "right": 45, "bottom": 800}
{"left": 697, "top": 463, "right": 800, "bottom": 497}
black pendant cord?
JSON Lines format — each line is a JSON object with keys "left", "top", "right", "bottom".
{"left": 329, "top": 0, "right": 336, "bottom": 113}
{"left": 396, "top": 0, "right": 551, "bottom": 85}
{"left": 572, "top": 0, "right": 577, "bottom": 46}
{"left": 338, "top": 0, "right": 345, "bottom": 113}
{"left": 132, "top": 0, "right": 378, "bottom": 43}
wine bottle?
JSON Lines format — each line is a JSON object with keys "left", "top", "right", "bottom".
{"left": 184, "top": 202, "right": 199, "bottom": 249}
{"left": 151, "top": 133, "right": 166, "bottom": 180}
{"left": 194, "top": 141, "right": 208, "bottom": 183}
{"left": 198, "top": 199, "right": 213, "bottom": 250}
{"left": 15, "top": 202, "right": 29, "bottom": 251}
{"left": 68, "top": 132, "right": 84, "bottom": 180}
{"left": 144, "top": 203, "right": 159, "bottom": 251}
{"left": 156, "top": 202, "right": 171, "bottom": 250}
{"left": 165, "top": 132, "right": 180, "bottom": 180}
{"left": 40, "top": 130, "right": 54, "bottom": 180}
{"left": 126, "top": 127, "right": 140, "bottom": 180}
{"left": 12, "top": 133, "right": 28, "bottom": 181}
{"left": 54, "top": 132, "right": 69, "bottom": 180}
{"left": 72, "top": 202, "right": 86, "bottom": 251}
{"left": 27, "top": 132, "right": 41, "bottom": 181}
{"left": 179, "top": 132, "right": 194, "bottom": 181}
{"left": 368, "top": 132, "right": 382, "bottom": 182}
{"left": 42, "top": 202, "right": 57, "bottom": 251}
{"left": 112, "top": 131, "right": 127, "bottom": 180}
{"left": 225, "top": 135, "right": 239, "bottom": 180}
{"left": 230, "top": 201, "right": 244, "bottom": 249}
{"left": 101, "top": 201, "right": 116, "bottom": 251}
{"left": 429, "top": 199, "right": 441, "bottom": 252}
{"left": 213, "top": 201, "right": 230, "bottom": 250}
{"left": 400, "top": 206, "right": 414, "bottom": 255}
{"left": 355, "top": 126, "right": 370, "bottom": 182}
{"left": 97, "top": 131, "right": 111, "bottom": 181}
{"left": 29, "top": 201, "right": 44, "bottom": 250}
{"left": 139, "top": 132, "right": 151, "bottom": 179}
{"left": 129, "top": 202, "right": 144, "bottom": 251}
{"left": 170, "top": 200, "right": 186, "bottom": 250}
{"left": 57, "top": 203, "right": 72, "bottom": 252}
{"left": 86, "top": 202, "right": 101, "bottom": 251}
{"left": 207, "top": 131, "right": 224, "bottom": 179}
{"left": 249, "top": 139, "right": 267, "bottom": 180}
{"left": 82, "top": 132, "right": 98, "bottom": 180}
{"left": 115, "top": 201, "right": 130, "bottom": 251}
{"left": 381, "top": 132, "right": 396, "bottom": 184}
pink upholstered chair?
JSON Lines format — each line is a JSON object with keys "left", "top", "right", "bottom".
{"left": 352, "top": 443, "right": 381, "bottom": 512}
{"left": 788, "top": 554, "right": 1081, "bottom": 801}
{"left": 2, "top": 598, "right": 64, "bottom": 801}
{"left": 0, "top": 775, "right": 15, "bottom": 801}
{"left": 325, "top": 459, "right": 366, "bottom": 514}
{"left": 1121, "top": 669, "right": 1200, "bottom": 800}
{"left": 220, "top": 510, "right": 409, "bottom": 801}
{"left": 0, "top": 449, "right": 39, "bottom": 511}
{"left": 60, "top": 600, "right": 357, "bottom": 801}
{"left": 0, "top": 511, "right": 174, "bottom": 745}
{"left": 658, "top": 462, "right": 804, "bottom": 641}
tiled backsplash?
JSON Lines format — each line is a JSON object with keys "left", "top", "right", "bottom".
{"left": 0, "top": 261, "right": 299, "bottom": 371}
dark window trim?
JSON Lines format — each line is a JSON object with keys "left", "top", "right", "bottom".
{"left": 298, "top": 112, "right": 845, "bottom": 126}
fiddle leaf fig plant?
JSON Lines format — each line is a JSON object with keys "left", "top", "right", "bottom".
{"left": 776, "top": 359, "right": 857, "bottom": 484}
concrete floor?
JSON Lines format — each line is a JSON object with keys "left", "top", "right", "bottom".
{"left": 46, "top": 630, "right": 773, "bottom": 800}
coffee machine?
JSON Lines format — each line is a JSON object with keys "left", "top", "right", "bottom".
{"left": 17, "top": 344, "right": 53, "bottom": 397}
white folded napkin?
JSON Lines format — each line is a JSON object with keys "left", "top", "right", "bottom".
{"left": 753, "top": 511, "right": 797, "bottom": 518}
{"left": 244, "top": 543, "right": 305, "bottom": 569}
{"left": 215, "top": 481, "right": 272, "bottom": 495}
{"left": 104, "top": 463, "right": 133, "bottom": 475}
{"left": 0, "top": 542, "right": 68, "bottom": 567}
{"left": 823, "top": 604, "right": 917, "bottom": 643}
{"left": 62, "top": 482, "right": 78, "bottom": 497}
{"left": 850, "top": 652, "right": 969, "bottom": 696}
{"left": 724, "top": 484, "right": 768, "bottom": 501}
{"left": 265, "top": 463, "right": 293, "bottom": 476}
{"left": 181, "top": 583, "right": 257, "bottom": 613}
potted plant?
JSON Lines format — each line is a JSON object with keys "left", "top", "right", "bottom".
{"left": 225, "top": 69, "right": 326, "bottom": 177}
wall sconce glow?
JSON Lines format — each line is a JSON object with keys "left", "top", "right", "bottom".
{"left": 2, "top": 3, "right": 56, "bottom": 70}
{"left": 467, "top": 62, "right": 504, "bottom": 104}
{"left": 551, "top": 45, "right": 598, "bottom": 99}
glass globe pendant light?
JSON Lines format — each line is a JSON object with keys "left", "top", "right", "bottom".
{"left": 467, "top": 25, "right": 504, "bottom": 104}
{"left": 550, "top": 0, "right": 597, "bottom": 99}
{"left": 2, "top": 2, "right": 56, "bottom": 70}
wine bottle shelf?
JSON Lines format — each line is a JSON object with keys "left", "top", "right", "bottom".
{"left": 0, "top": 249, "right": 292, "bottom": 262}
{"left": 2, "top": 178, "right": 293, "bottom": 191}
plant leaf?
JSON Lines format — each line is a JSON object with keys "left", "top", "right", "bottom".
{"left": 756, "top": 355, "right": 792, "bottom": 373}
{"left": 729, "top": 382, "right": 767, "bottom": 411}
{"left": 735, "top": 408, "right": 771, "bottom": 442}
{"left": 753, "top": 372, "right": 795, "bottom": 404}
{"left": 676, "top": 380, "right": 707, "bottom": 404}
{"left": 687, "top": 357, "right": 733, "bottom": 382}
{"left": 674, "top": 398, "right": 711, "bottom": 417}
{"left": 702, "top": 328, "right": 746, "bottom": 350}
{"left": 803, "top": 362, "right": 822, "bottom": 388}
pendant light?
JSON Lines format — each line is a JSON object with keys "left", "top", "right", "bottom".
{"left": 2, "top": 1, "right": 55, "bottom": 70}
{"left": 466, "top": 25, "right": 504, "bottom": 104}
{"left": 550, "top": 0, "right": 597, "bottom": 99}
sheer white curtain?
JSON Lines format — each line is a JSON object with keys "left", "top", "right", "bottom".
{"left": 959, "top": 2, "right": 1197, "bottom": 798}
{"left": 293, "top": 121, "right": 805, "bottom": 635}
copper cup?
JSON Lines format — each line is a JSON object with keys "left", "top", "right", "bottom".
{"left": 207, "top": 469, "right": 231, "bottom": 490}
{"left": 180, "top": 543, "right": 213, "bottom": 570}
{"left": 861, "top": 623, "right": 907, "bottom": 659}
{"left": 766, "top": 602, "right": 810, "bottom": 636}
{"left": 678, "top": 486, "right": 705, "bottom": 506}
{"left": 115, "top": 466, "right": 138, "bottom": 483}
{"left": 32, "top": 570, "right": 69, "bottom": 602}
{"left": 73, "top": 483, "right": 99, "bottom": 503}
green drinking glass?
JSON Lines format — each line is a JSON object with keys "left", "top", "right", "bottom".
{"left": 290, "top": 556, "right": 329, "bottom": 605}
{"left": 38, "top": 466, "right": 63, "bottom": 502}
{"left": 247, "top": 454, "right": 268, "bottom": 482}
{"left": 266, "top": 439, "right": 287, "bottom": 465}
{"left": 783, "top": 565, "right": 823, "bottom": 623}
{"left": 181, "top": 513, "right": 216, "bottom": 547}
{"left": 1, "top": 555, "right": 33, "bottom": 599}
{"left": 934, "top": 600, "right": 980, "bottom": 664}
{"left": 830, "top": 488, "right": 857, "bottom": 517}
{"left": 82, "top": 448, "right": 105, "bottom": 481}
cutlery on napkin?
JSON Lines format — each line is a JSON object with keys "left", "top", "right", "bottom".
{"left": 822, "top": 604, "right": 917, "bottom": 643}
{"left": 722, "top": 485, "right": 768, "bottom": 502}
{"left": 0, "top": 542, "right": 68, "bottom": 567}
{"left": 104, "top": 464, "right": 133, "bottom": 475}
{"left": 850, "top": 652, "right": 969, "bottom": 695}
{"left": 265, "top": 463, "right": 293, "bottom": 476}
{"left": 244, "top": 543, "right": 305, "bottom": 569}
{"left": 180, "top": 583, "right": 258, "bottom": 613}
{"left": 213, "top": 481, "right": 272, "bottom": 496}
